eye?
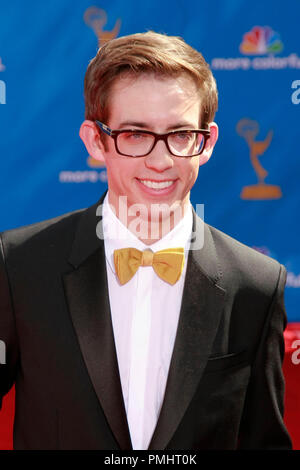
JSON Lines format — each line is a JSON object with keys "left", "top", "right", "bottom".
{"left": 174, "top": 132, "right": 193, "bottom": 142}
{"left": 123, "top": 131, "right": 146, "bottom": 140}
{"left": 178, "top": 133, "right": 189, "bottom": 139}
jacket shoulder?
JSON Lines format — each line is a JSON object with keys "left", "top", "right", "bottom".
{"left": 207, "top": 224, "right": 285, "bottom": 295}
{"left": 0, "top": 207, "right": 86, "bottom": 257}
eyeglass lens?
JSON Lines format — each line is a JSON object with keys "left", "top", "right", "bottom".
{"left": 116, "top": 131, "right": 205, "bottom": 156}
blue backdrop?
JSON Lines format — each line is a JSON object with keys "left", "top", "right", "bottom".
{"left": 0, "top": 0, "right": 299, "bottom": 320}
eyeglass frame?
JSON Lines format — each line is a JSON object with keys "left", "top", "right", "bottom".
{"left": 95, "top": 120, "right": 211, "bottom": 157}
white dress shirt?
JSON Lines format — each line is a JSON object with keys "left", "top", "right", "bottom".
{"left": 102, "top": 192, "right": 193, "bottom": 450}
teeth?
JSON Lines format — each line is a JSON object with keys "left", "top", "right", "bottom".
{"left": 139, "top": 179, "right": 174, "bottom": 189}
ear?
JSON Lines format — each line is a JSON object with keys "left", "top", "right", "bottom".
{"left": 198, "top": 122, "right": 219, "bottom": 167}
{"left": 79, "top": 120, "right": 106, "bottom": 163}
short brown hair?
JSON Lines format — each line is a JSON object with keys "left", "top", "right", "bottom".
{"left": 84, "top": 31, "right": 218, "bottom": 129}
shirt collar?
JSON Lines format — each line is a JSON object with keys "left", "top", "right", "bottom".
{"left": 102, "top": 191, "right": 193, "bottom": 274}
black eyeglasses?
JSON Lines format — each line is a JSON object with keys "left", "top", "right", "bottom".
{"left": 95, "top": 120, "right": 210, "bottom": 157}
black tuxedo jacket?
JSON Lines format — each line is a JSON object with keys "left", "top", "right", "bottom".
{"left": 0, "top": 192, "right": 292, "bottom": 450}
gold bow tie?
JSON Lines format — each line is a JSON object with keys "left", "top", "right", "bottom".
{"left": 113, "top": 247, "right": 185, "bottom": 285}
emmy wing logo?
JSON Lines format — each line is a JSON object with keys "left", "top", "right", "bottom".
{"left": 84, "top": 6, "right": 121, "bottom": 46}
{"left": 236, "top": 119, "right": 282, "bottom": 200}
{"left": 240, "top": 26, "right": 283, "bottom": 55}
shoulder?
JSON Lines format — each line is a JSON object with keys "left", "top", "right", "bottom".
{"left": 0, "top": 206, "right": 86, "bottom": 261}
{"left": 206, "top": 223, "right": 286, "bottom": 297}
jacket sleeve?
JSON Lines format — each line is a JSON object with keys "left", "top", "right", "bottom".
{"left": 0, "top": 233, "right": 19, "bottom": 409}
{"left": 238, "top": 263, "right": 293, "bottom": 449}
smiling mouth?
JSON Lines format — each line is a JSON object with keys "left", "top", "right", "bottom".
{"left": 137, "top": 179, "right": 176, "bottom": 189}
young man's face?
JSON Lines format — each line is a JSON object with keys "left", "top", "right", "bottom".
{"left": 81, "top": 73, "right": 218, "bottom": 224}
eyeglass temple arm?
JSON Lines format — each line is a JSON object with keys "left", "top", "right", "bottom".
{"left": 95, "top": 120, "right": 113, "bottom": 136}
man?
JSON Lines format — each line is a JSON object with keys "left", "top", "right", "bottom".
{"left": 0, "top": 31, "right": 292, "bottom": 450}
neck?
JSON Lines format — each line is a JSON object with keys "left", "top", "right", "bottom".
{"left": 108, "top": 194, "right": 190, "bottom": 245}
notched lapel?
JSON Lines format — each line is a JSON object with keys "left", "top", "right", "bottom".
{"left": 62, "top": 194, "right": 132, "bottom": 450}
{"left": 148, "top": 216, "right": 226, "bottom": 450}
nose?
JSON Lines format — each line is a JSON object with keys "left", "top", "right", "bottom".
{"left": 144, "top": 139, "right": 174, "bottom": 172}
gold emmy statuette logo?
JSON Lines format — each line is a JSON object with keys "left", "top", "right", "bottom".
{"left": 236, "top": 118, "right": 282, "bottom": 200}
{"left": 84, "top": 7, "right": 121, "bottom": 46}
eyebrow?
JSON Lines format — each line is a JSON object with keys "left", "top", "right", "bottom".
{"left": 117, "top": 120, "right": 197, "bottom": 130}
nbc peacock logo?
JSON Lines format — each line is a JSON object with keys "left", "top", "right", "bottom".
{"left": 240, "top": 26, "right": 283, "bottom": 55}
{"left": 211, "top": 25, "right": 300, "bottom": 70}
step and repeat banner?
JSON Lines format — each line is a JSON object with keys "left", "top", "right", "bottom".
{"left": 0, "top": 1, "right": 299, "bottom": 320}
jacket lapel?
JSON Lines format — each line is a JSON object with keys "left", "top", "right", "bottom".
{"left": 62, "top": 192, "right": 132, "bottom": 450}
{"left": 148, "top": 210, "right": 226, "bottom": 450}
